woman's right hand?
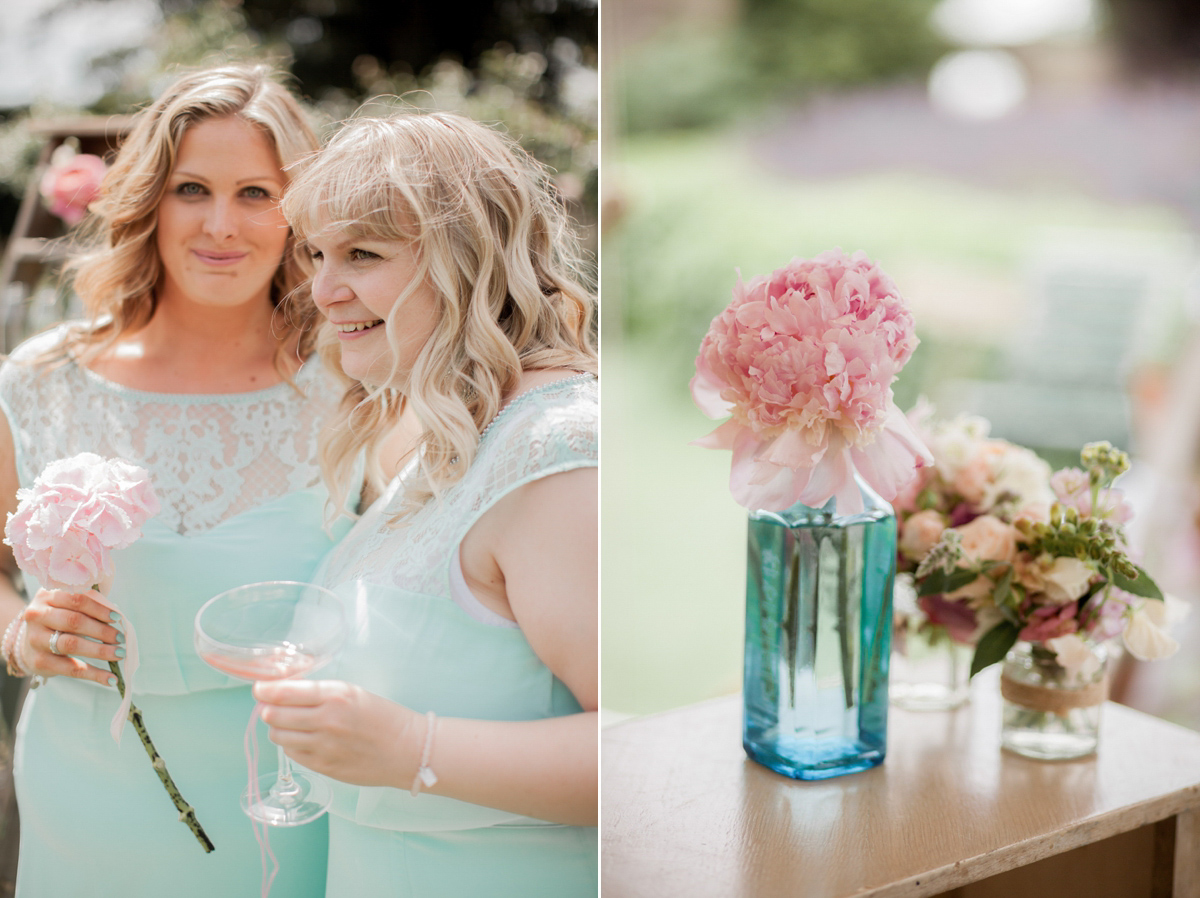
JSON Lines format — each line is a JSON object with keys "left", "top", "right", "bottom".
{"left": 19, "top": 589, "right": 125, "bottom": 686}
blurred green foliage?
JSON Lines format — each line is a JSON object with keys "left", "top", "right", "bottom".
{"left": 0, "top": 0, "right": 596, "bottom": 248}
{"left": 617, "top": 0, "right": 945, "bottom": 134}
{"left": 742, "top": 0, "right": 945, "bottom": 90}
{"left": 609, "top": 131, "right": 1188, "bottom": 397}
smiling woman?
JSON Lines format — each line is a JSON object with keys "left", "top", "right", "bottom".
{"left": 306, "top": 233, "right": 439, "bottom": 388}
{"left": 0, "top": 65, "right": 350, "bottom": 897}
{"left": 154, "top": 116, "right": 289, "bottom": 312}
{"left": 255, "top": 111, "right": 599, "bottom": 897}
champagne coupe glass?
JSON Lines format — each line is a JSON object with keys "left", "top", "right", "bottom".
{"left": 195, "top": 581, "right": 347, "bottom": 826}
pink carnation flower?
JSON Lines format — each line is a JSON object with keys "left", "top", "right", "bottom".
{"left": 5, "top": 452, "right": 160, "bottom": 590}
{"left": 1019, "top": 602, "right": 1079, "bottom": 643}
{"left": 691, "top": 249, "right": 932, "bottom": 513}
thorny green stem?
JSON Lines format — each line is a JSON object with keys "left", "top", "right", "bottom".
{"left": 108, "top": 661, "right": 215, "bottom": 853}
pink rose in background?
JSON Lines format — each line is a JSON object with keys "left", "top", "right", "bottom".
{"left": 39, "top": 149, "right": 107, "bottom": 226}
{"left": 692, "top": 249, "right": 932, "bottom": 513}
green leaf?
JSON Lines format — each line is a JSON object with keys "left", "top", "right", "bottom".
{"left": 970, "top": 621, "right": 1020, "bottom": 678}
{"left": 991, "top": 566, "right": 1014, "bottom": 606}
{"left": 1111, "top": 564, "right": 1164, "bottom": 601}
{"left": 917, "top": 567, "right": 980, "bottom": 597}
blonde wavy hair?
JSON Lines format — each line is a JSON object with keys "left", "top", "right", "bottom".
{"left": 282, "top": 112, "right": 597, "bottom": 519}
{"left": 56, "top": 64, "right": 320, "bottom": 366}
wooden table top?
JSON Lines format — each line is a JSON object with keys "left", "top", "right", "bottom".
{"left": 601, "top": 672, "right": 1200, "bottom": 897}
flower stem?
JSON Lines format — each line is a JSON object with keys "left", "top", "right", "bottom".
{"left": 836, "top": 529, "right": 854, "bottom": 710}
{"left": 108, "top": 661, "right": 215, "bottom": 853}
{"left": 782, "top": 534, "right": 801, "bottom": 710}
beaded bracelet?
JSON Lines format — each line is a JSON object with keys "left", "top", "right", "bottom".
{"left": 410, "top": 710, "right": 439, "bottom": 797}
{"left": 2, "top": 615, "right": 25, "bottom": 677}
{"left": 17, "top": 622, "right": 44, "bottom": 688}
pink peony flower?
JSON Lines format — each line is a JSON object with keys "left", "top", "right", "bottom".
{"left": 39, "top": 150, "right": 107, "bottom": 226}
{"left": 692, "top": 249, "right": 932, "bottom": 513}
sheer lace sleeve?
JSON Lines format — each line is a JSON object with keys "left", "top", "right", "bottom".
{"left": 320, "top": 374, "right": 598, "bottom": 595}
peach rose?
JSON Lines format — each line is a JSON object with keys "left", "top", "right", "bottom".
{"left": 899, "top": 509, "right": 945, "bottom": 560}
{"left": 956, "top": 514, "right": 1017, "bottom": 564}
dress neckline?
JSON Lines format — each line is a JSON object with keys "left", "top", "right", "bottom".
{"left": 375, "top": 371, "right": 594, "bottom": 513}
{"left": 75, "top": 354, "right": 314, "bottom": 403}
{"left": 479, "top": 372, "right": 594, "bottom": 442}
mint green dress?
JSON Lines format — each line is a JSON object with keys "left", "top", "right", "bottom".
{"left": 316, "top": 374, "right": 598, "bottom": 897}
{"left": 0, "top": 325, "right": 351, "bottom": 896}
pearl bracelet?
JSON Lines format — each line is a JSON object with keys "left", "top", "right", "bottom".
{"left": 2, "top": 615, "right": 25, "bottom": 677}
{"left": 410, "top": 710, "right": 439, "bottom": 797}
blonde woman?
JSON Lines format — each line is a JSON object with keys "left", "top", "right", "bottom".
{"left": 255, "top": 113, "right": 598, "bottom": 896}
{"left": 0, "top": 66, "right": 349, "bottom": 894}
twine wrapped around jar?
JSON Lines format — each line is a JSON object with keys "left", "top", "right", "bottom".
{"left": 1000, "top": 671, "right": 1109, "bottom": 716}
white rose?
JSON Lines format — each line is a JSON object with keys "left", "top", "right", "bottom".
{"left": 1123, "top": 603, "right": 1181, "bottom": 661}
{"left": 929, "top": 416, "right": 989, "bottom": 481}
{"left": 1046, "top": 634, "right": 1102, "bottom": 680}
{"left": 981, "top": 445, "right": 1054, "bottom": 511}
{"left": 1040, "top": 556, "right": 1094, "bottom": 604}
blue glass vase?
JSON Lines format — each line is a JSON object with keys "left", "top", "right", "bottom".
{"left": 743, "top": 476, "right": 897, "bottom": 780}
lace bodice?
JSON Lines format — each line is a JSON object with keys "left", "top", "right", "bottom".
{"left": 321, "top": 374, "right": 597, "bottom": 597}
{"left": 0, "top": 324, "right": 340, "bottom": 535}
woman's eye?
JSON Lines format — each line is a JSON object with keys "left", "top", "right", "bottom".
{"left": 309, "top": 250, "right": 323, "bottom": 263}
{"left": 176, "top": 182, "right": 205, "bottom": 196}
{"left": 243, "top": 186, "right": 272, "bottom": 200}
{"left": 349, "top": 249, "right": 377, "bottom": 262}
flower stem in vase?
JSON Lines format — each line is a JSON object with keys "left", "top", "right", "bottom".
{"left": 782, "top": 534, "right": 801, "bottom": 711}
{"left": 835, "top": 528, "right": 853, "bottom": 710}
{"left": 108, "top": 661, "right": 215, "bottom": 852}
{"left": 742, "top": 478, "right": 895, "bottom": 781}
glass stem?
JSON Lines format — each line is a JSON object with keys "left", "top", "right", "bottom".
{"left": 273, "top": 745, "right": 300, "bottom": 805}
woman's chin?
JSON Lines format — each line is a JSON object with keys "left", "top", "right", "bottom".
{"left": 338, "top": 350, "right": 396, "bottom": 389}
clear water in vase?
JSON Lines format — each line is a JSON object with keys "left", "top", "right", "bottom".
{"left": 743, "top": 479, "right": 896, "bottom": 780}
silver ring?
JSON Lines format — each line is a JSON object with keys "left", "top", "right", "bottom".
{"left": 48, "top": 630, "right": 64, "bottom": 656}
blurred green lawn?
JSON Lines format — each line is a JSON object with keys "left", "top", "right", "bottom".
{"left": 601, "top": 128, "right": 1189, "bottom": 716}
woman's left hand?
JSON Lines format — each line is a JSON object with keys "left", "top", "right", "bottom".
{"left": 253, "top": 679, "right": 417, "bottom": 789}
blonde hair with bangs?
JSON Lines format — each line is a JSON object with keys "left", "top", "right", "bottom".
{"left": 59, "top": 64, "right": 321, "bottom": 365}
{"left": 282, "top": 112, "right": 597, "bottom": 519}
